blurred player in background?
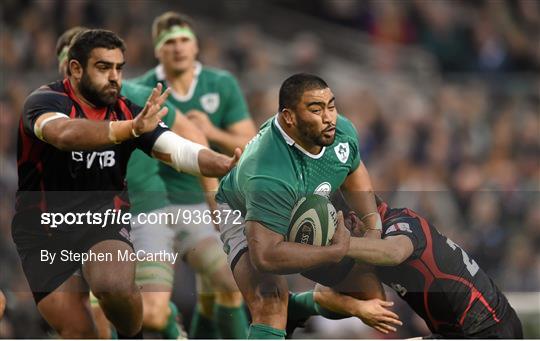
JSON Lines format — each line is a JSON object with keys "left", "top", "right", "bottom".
{"left": 122, "top": 78, "right": 215, "bottom": 338}
{"left": 216, "top": 73, "right": 397, "bottom": 338}
{"left": 56, "top": 26, "right": 88, "bottom": 75}
{"left": 130, "top": 11, "right": 256, "bottom": 339}
{"left": 313, "top": 195, "right": 523, "bottom": 339}
{"left": 13, "top": 28, "right": 237, "bottom": 339}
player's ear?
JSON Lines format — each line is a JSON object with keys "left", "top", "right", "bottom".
{"left": 281, "top": 108, "right": 294, "bottom": 126}
{"left": 69, "top": 60, "right": 83, "bottom": 80}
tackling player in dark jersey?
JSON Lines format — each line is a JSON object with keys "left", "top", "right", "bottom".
{"left": 12, "top": 29, "right": 239, "bottom": 339}
{"left": 314, "top": 196, "right": 523, "bottom": 338}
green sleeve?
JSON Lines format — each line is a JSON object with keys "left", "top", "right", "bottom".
{"left": 349, "top": 130, "right": 361, "bottom": 172}
{"left": 129, "top": 69, "right": 157, "bottom": 88}
{"left": 338, "top": 115, "right": 361, "bottom": 173}
{"left": 219, "top": 73, "right": 250, "bottom": 128}
{"left": 244, "top": 176, "right": 297, "bottom": 236}
{"left": 121, "top": 82, "right": 154, "bottom": 108}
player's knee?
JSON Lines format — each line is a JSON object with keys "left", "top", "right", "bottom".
{"left": 249, "top": 283, "right": 288, "bottom": 316}
{"left": 142, "top": 297, "right": 170, "bottom": 330}
{"left": 92, "top": 277, "right": 137, "bottom": 298}
{"left": 191, "top": 241, "right": 228, "bottom": 276}
{"left": 93, "top": 289, "right": 140, "bottom": 313}
{"left": 208, "top": 263, "right": 240, "bottom": 292}
{"left": 135, "top": 261, "right": 174, "bottom": 289}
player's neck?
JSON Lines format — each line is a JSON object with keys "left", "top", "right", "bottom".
{"left": 277, "top": 115, "right": 322, "bottom": 155}
{"left": 165, "top": 64, "right": 196, "bottom": 96}
{"left": 294, "top": 137, "right": 322, "bottom": 155}
{"left": 69, "top": 78, "right": 99, "bottom": 109}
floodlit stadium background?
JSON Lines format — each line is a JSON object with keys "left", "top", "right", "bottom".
{"left": 0, "top": 0, "right": 538, "bottom": 338}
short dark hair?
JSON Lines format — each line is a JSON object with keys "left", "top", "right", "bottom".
{"left": 278, "top": 73, "right": 329, "bottom": 112}
{"left": 68, "top": 29, "right": 126, "bottom": 73}
{"left": 152, "top": 11, "right": 195, "bottom": 44}
{"left": 55, "top": 26, "right": 87, "bottom": 57}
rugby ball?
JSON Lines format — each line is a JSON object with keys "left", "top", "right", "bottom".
{"left": 288, "top": 194, "right": 337, "bottom": 246}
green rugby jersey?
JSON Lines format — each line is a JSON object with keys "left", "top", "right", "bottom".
{"left": 216, "top": 114, "right": 361, "bottom": 235}
{"left": 133, "top": 62, "right": 250, "bottom": 204}
{"left": 122, "top": 81, "right": 176, "bottom": 214}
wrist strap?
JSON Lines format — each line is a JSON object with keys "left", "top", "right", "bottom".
{"left": 109, "top": 120, "right": 136, "bottom": 144}
{"left": 108, "top": 121, "right": 121, "bottom": 144}
{"left": 131, "top": 121, "right": 140, "bottom": 138}
{"left": 360, "top": 212, "right": 382, "bottom": 231}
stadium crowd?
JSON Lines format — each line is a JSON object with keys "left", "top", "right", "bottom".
{"left": 1, "top": 0, "right": 538, "bottom": 338}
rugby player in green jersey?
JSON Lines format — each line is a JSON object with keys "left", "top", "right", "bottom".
{"left": 130, "top": 12, "right": 256, "bottom": 339}
{"left": 121, "top": 82, "right": 210, "bottom": 339}
{"left": 216, "top": 73, "right": 397, "bottom": 338}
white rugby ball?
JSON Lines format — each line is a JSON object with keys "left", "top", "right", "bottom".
{"left": 288, "top": 194, "right": 337, "bottom": 246}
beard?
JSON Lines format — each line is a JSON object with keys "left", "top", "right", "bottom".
{"left": 297, "top": 120, "right": 336, "bottom": 147}
{"left": 78, "top": 73, "right": 120, "bottom": 107}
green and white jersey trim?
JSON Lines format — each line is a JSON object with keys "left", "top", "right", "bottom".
{"left": 274, "top": 116, "right": 326, "bottom": 159}
{"left": 155, "top": 61, "right": 203, "bottom": 102}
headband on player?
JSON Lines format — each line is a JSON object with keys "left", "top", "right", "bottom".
{"left": 154, "top": 25, "right": 196, "bottom": 51}
{"left": 57, "top": 46, "right": 69, "bottom": 66}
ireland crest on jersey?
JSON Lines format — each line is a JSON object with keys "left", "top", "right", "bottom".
{"left": 200, "top": 93, "right": 220, "bottom": 114}
{"left": 334, "top": 142, "right": 349, "bottom": 163}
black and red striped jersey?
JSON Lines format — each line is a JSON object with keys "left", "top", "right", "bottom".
{"left": 12, "top": 79, "right": 168, "bottom": 251}
{"left": 376, "top": 201, "right": 510, "bottom": 337}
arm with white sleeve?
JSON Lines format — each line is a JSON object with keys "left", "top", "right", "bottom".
{"left": 150, "top": 129, "right": 240, "bottom": 178}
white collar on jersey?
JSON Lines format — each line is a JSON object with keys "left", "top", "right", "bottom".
{"left": 155, "top": 61, "right": 202, "bottom": 102}
{"left": 273, "top": 115, "right": 326, "bottom": 159}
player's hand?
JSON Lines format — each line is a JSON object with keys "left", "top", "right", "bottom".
{"left": 346, "top": 211, "right": 381, "bottom": 239}
{"left": 198, "top": 147, "right": 242, "bottom": 177}
{"left": 345, "top": 211, "right": 362, "bottom": 236}
{"left": 186, "top": 110, "right": 217, "bottom": 139}
{"left": 356, "top": 299, "right": 402, "bottom": 334}
{"left": 329, "top": 211, "right": 351, "bottom": 261}
{"left": 226, "top": 147, "right": 242, "bottom": 170}
{"left": 133, "top": 83, "right": 171, "bottom": 135}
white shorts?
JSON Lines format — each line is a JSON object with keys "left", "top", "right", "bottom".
{"left": 217, "top": 202, "right": 248, "bottom": 269}
{"left": 131, "top": 203, "right": 219, "bottom": 257}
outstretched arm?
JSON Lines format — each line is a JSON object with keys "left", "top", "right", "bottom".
{"left": 151, "top": 132, "right": 241, "bottom": 177}
{"left": 348, "top": 235, "right": 414, "bottom": 266}
{"left": 39, "top": 84, "right": 169, "bottom": 150}
{"left": 313, "top": 284, "right": 402, "bottom": 334}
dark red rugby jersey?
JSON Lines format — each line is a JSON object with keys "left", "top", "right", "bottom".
{"left": 13, "top": 79, "right": 168, "bottom": 249}
{"left": 376, "top": 200, "right": 511, "bottom": 338}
